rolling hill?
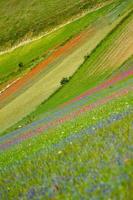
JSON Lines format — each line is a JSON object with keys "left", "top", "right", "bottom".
{"left": 0, "top": 0, "right": 110, "bottom": 52}
{"left": 0, "top": 0, "right": 133, "bottom": 199}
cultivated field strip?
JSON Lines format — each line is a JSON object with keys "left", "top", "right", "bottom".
{"left": 0, "top": 4, "right": 132, "bottom": 101}
{"left": 0, "top": 83, "right": 132, "bottom": 151}
{"left": 88, "top": 13, "right": 133, "bottom": 78}
{"left": 62, "top": 69, "right": 133, "bottom": 106}
{"left": 32, "top": 11, "right": 133, "bottom": 118}
{"left": 1, "top": 7, "right": 130, "bottom": 106}
{"left": 0, "top": 0, "right": 131, "bottom": 79}
{"left": 0, "top": 27, "right": 96, "bottom": 107}
{"left": 0, "top": 68, "right": 132, "bottom": 142}
{"left": 1, "top": 11, "right": 132, "bottom": 133}
{"left": 89, "top": 16, "right": 132, "bottom": 69}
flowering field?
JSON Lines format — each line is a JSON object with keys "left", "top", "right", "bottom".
{"left": 0, "top": 58, "right": 133, "bottom": 198}
{"left": 0, "top": 88, "right": 132, "bottom": 199}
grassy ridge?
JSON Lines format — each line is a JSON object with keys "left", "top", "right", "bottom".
{"left": 0, "top": 0, "right": 110, "bottom": 52}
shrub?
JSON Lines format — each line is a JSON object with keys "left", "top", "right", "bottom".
{"left": 60, "top": 77, "right": 69, "bottom": 85}
{"left": 84, "top": 54, "right": 90, "bottom": 60}
{"left": 18, "top": 62, "right": 24, "bottom": 69}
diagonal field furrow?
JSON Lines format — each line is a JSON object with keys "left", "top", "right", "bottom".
{"left": 88, "top": 13, "right": 133, "bottom": 78}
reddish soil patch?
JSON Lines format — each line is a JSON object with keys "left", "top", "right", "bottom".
{"left": 0, "top": 29, "right": 94, "bottom": 103}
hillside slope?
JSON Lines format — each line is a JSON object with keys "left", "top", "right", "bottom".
{"left": 1, "top": 7, "right": 132, "bottom": 135}
{"left": 0, "top": 0, "right": 133, "bottom": 199}
{"left": 0, "top": 0, "right": 110, "bottom": 52}
{"left": 0, "top": 1, "right": 132, "bottom": 133}
{"left": 0, "top": 35, "right": 132, "bottom": 200}
{"left": 0, "top": 0, "right": 116, "bottom": 85}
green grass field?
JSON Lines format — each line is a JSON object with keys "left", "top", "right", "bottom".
{"left": 0, "top": 0, "right": 133, "bottom": 199}
{"left": 0, "top": 0, "right": 110, "bottom": 52}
